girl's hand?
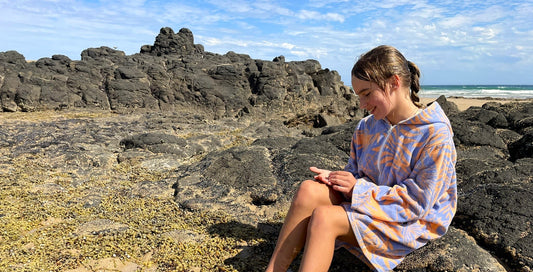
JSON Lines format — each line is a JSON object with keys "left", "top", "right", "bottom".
{"left": 309, "top": 167, "right": 332, "bottom": 185}
{"left": 328, "top": 171, "right": 357, "bottom": 197}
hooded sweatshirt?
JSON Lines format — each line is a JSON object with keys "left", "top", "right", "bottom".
{"left": 340, "top": 102, "right": 457, "bottom": 272}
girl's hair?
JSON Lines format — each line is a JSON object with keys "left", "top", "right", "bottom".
{"left": 352, "top": 45, "right": 422, "bottom": 107}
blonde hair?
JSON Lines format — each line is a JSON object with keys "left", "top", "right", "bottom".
{"left": 352, "top": 45, "right": 422, "bottom": 107}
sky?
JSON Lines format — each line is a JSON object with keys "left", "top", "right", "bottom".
{"left": 1, "top": 0, "right": 532, "bottom": 85}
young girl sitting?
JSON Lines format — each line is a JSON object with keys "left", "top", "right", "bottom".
{"left": 266, "top": 45, "right": 457, "bottom": 272}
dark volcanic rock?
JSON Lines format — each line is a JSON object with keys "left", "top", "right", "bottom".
{"left": 441, "top": 99, "right": 533, "bottom": 271}
{"left": 397, "top": 227, "right": 506, "bottom": 272}
{"left": 454, "top": 183, "right": 533, "bottom": 271}
{"left": 118, "top": 131, "right": 211, "bottom": 164}
{"left": 433, "top": 95, "right": 460, "bottom": 116}
{"left": 81, "top": 46, "right": 126, "bottom": 61}
{"left": 173, "top": 122, "right": 353, "bottom": 225}
{"left": 141, "top": 27, "right": 204, "bottom": 56}
{"left": 1, "top": 27, "right": 355, "bottom": 124}
{"left": 456, "top": 106, "right": 505, "bottom": 126}
{"left": 450, "top": 117, "right": 507, "bottom": 149}
{"left": 508, "top": 131, "right": 533, "bottom": 161}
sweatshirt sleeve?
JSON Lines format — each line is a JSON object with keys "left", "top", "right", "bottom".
{"left": 350, "top": 141, "right": 456, "bottom": 223}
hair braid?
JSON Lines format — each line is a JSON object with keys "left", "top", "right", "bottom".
{"left": 407, "top": 61, "right": 422, "bottom": 108}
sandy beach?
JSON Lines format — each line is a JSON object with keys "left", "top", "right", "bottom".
{"left": 420, "top": 96, "right": 533, "bottom": 111}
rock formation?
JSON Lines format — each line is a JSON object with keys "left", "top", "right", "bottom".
{"left": 0, "top": 27, "right": 362, "bottom": 126}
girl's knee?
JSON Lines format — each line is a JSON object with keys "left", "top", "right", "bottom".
{"left": 297, "top": 179, "right": 320, "bottom": 195}
{"left": 309, "top": 206, "right": 354, "bottom": 241}
{"left": 309, "top": 206, "right": 335, "bottom": 230}
{"left": 292, "top": 180, "right": 327, "bottom": 208}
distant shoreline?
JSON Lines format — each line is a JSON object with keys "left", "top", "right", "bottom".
{"left": 419, "top": 85, "right": 533, "bottom": 100}
{"left": 421, "top": 84, "right": 533, "bottom": 86}
{"left": 420, "top": 96, "right": 533, "bottom": 111}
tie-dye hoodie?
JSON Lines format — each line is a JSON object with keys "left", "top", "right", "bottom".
{"left": 340, "top": 102, "right": 457, "bottom": 271}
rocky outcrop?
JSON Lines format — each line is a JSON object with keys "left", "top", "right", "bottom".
{"left": 2, "top": 96, "right": 531, "bottom": 271}
{"left": 443, "top": 100, "right": 533, "bottom": 272}
{"left": 0, "top": 27, "right": 361, "bottom": 126}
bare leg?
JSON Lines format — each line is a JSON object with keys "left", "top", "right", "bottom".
{"left": 299, "top": 205, "right": 357, "bottom": 272}
{"left": 266, "top": 180, "right": 344, "bottom": 272}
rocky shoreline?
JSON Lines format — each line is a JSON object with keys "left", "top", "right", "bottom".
{"left": 1, "top": 27, "right": 532, "bottom": 271}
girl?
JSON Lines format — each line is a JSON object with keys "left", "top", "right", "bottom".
{"left": 266, "top": 45, "right": 457, "bottom": 272}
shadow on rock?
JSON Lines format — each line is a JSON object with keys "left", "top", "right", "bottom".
{"left": 207, "top": 221, "right": 369, "bottom": 272}
{"left": 208, "top": 221, "right": 280, "bottom": 271}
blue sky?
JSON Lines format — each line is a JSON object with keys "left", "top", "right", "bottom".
{"left": 1, "top": 0, "right": 532, "bottom": 85}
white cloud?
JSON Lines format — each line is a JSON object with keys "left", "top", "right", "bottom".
{"left": 296, "top": 10, "right": 344, "bottom": 23}
{"left": 201, "top": 36, "right": 296, "bottom": 54}
{"left": 324, "top": 12, "right": 345, "bottom": 23}
{"left": 296, "top": 10, "right": 318, "bottom": 20}
{"left": 473, "top": 27, "right": 497, "bottom": 40}
{"left": 375, "top": 0, "right": 419, "bottom": 9}
{"left": 206, "top": 0, "right": 252, "bottom": 13}
{"left": 424, "top": 23, "right": 437, "bottom": 31}
{"left": 438, "top": 14, "right": 471, "bottom": 28}
{"left": 281, "top": 43, "right": 296, "bottom": 50}
{"left": 308, "top": 0, "right": 350, "bottom": 8}
{"left": 252, "top": 0, "right": 292, "bottom": 17}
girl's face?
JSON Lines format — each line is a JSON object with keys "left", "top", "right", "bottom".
{"left": 352, "top": 76, "right": 392, "bottom": 120}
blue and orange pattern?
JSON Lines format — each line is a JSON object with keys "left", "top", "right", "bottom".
{"left": 339, "top": 102, "right": 457, "bottom": 271}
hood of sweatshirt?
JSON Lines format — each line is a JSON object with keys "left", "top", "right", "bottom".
{"left": 375, "top": 102, "right": 453, "bottom": 134}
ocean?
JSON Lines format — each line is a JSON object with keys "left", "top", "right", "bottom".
{"left": 420, "top": 85, "right": 533, "bottom": 99}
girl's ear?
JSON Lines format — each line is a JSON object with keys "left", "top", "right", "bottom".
{"left": 387, "top": 75, "right": 401, "bottom": 92}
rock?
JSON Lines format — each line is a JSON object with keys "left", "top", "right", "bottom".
{"left": 131, "top": 179, "right": 175, "bottom": 199}
{"left": 163, "top": 229, "right": 206, "bottom": 244}
{"left": 397, "top": 227, "right": 507, "bottom": 272}
{"left": 30, "top": 183, "right": 65, "bottom": 195}
{"left": 81, "top": 194, "right": 103, "bottom": 208}
{"left": 121, "top": 133, "right": 187, "bottom": 152}
{"left": 1, "top": 27, "right": 354, "bottom": 125}
{"left": 454, "top": 183, "right": 533, "bottom": 271}
{"left": 496, "top": 128, "right": 523, "bottom": 145}
{"left": 201, "top": 146, "right": 277, "bottom": 192}
{"left": 314, "top": 113, "right": 342, "bottom": 127}
{"left": 456, "top": 106, "right": 503, "bottom": 125}
{"left": 0, "top": 73, "right": 21, "bottom": 112}
{"left": 433, "top": 95, "right": 459, "bottom": 116}
{"left": 450, "top": 117, "right": 507, "bottom": 149}
{"left": 139, "top": 155, "right": 183, "bottom": 171}
{"left": 65, "top": 258, "right": 140, "bottom": 272}
{"left": 142, "top": 27, "right": 204, "bottom": 56}
{"left": 508, "top": 131, "right": 533, "bottom": 161}
{"left": 75, "top": 219, "right": 129, "bottom": 236}
{"left": 81, "top": 46, "right": 126, "bottom": 61}
{"left": 0, "top": 50, "right": 27, "bottom": 67}
{"left": 484, "top": 101, "right": 533, "bottom": 133}
{"left": 175, "top": 145, "right": 283, "bottom": 224}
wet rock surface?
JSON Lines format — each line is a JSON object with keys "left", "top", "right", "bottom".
{"left": 1, "top": 26, "right": 532, "bottom": 271}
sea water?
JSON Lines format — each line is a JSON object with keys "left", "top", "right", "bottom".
{"left": 420, "top": 85, "right": 533, "bottom": 99}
